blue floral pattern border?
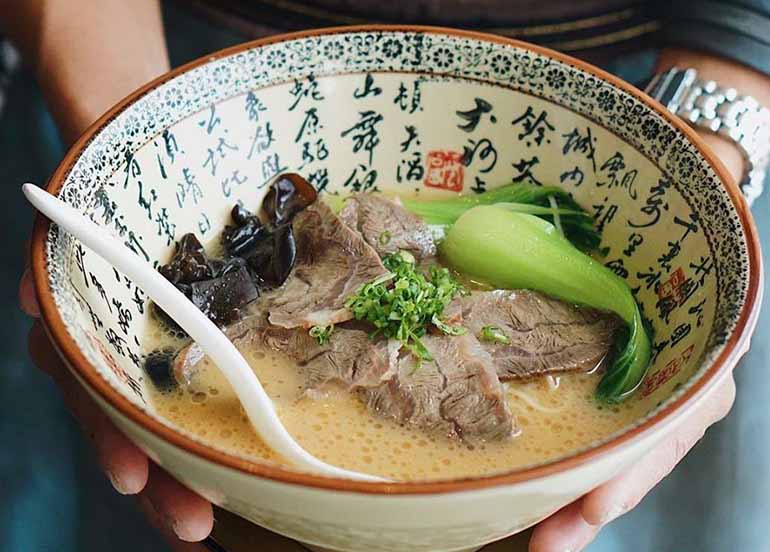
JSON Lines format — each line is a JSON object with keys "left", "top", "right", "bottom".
{"left": 45, "top": 30, "right": 750, "bottom": 426}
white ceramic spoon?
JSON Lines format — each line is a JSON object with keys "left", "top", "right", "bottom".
{"left": 24, "top": 183, "right": 384, "bottom": 482}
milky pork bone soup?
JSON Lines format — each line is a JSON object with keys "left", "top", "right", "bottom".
{"left": 143, "top": 173, "right": 653, "bottom": 481}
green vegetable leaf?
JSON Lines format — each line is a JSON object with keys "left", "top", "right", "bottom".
{"left": 401, "top": 182, "right": 602, "bottom": 253}
{"left": 344, "top": 251, "right": 466, "bottom": 363}
{"left": 440, "top": 206, "right": 651, "bottom": 402}
{"left": 479, "top": 325, "right": 511, "bottom": 345}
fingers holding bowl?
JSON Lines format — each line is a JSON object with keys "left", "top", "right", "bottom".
{"left": 142, "top": 464, "right": 214, "bottom": 543}
{"left": 28, "top": 320, "right": 150, "bottom": 494}
{"left": 530, "top": 374, "right": 737, "bottom": 552}
{"left": 528, "top": 500, "right": 601, "bottom": 552}
{"left": 137, "top": 494, "right": 212, "bottom": 552}
{"left": 581, "top": 374, "right": 736, "bottom": 527}
{"left": 27, "top": 320, "right": 213, "bottom": 544}
{"left": 19, "top": 265, "right": 40, "bottom": 317}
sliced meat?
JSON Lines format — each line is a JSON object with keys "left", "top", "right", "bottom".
{"left": 363, "top": 334, "right": 515, "bottom": 442}
{"left": 174, "top": 316, "right": 395, "bottom": 393}
{"left": 267, "top": 201, "right": 388, "bottom": 328}
{"left": 339, "top": 194, "right": 436, "bottom": 260}
{"left": 458, "top": 290, "right": 619, "bottom": 380}
{"left": 174, "top": 321, "right": 515, "bottom": 442}
{"left": 254, "top": 325, "right": 397, "bottom": 390}
{"left": 190, "top": 266, "right": 259, "bottom": 327}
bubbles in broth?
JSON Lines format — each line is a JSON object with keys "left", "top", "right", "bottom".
{"left": 145, "top": 330, "right": 648, "bottom": 481}
{"left": 144, "top": 186, "right": 652, "bottom": 481}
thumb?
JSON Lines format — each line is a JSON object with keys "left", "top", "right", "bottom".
{"left": 581, "top": 375, "right": 736, "bottom": 526}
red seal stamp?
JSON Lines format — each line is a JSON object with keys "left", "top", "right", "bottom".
{"left": 424, "top": 150, "right": 464, "bottom": 192}
{"left": 658, "top": 267, "right": 686, "bottom": 303}
{"left": 641, "top": 343, "right": 695, "bottom": 397}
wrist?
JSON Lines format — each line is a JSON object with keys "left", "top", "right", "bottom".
{"left": 656, "top": 48, "right": 770, "bottom": 107}
{"left": 696, "top": 133, "right": 745, "bottom": 183}
{"left": 654, "top": 48, "right": 770, "bottom": 186}
{"left": 27, "top": 0, "right": 170, "bottom": 146}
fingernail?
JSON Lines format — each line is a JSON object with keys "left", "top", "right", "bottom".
{"left": 146, "top": 496, "right": 184, "bottom": 539}
{"left": 108, "top": 471, "right": 130, "bottom": 495}
{"left": 600, "top": 503, "right": 627, "bottom": 524}
{"left": 170, "top": 518, "right": 202, "bottom": 542}
{"left": 169, "top": 518, "right": 186, "bottom": 540}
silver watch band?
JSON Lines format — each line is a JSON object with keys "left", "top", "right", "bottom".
{"left": 645, "top": 67, "right": 770, "bottom": 206}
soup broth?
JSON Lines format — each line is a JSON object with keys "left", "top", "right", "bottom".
{"left": 144, "top": 183, "right": 654, "bottom": 481}
{"left": 145, "top": 327, "right": 649, "bottom": 481}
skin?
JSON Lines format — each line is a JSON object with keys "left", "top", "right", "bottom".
{"left": 4, "top": 2, "right": 768, "bottom": 550}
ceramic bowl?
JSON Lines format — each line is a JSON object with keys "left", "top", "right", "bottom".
{"left": 31, "top": 26, "right": 762, "bottom": 552}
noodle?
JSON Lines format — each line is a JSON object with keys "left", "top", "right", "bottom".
{"left": 507, "top": 386, "right": 566, "bottom": 414}
{"left": 546, "top": 375, "right": 561, "bottom": 389}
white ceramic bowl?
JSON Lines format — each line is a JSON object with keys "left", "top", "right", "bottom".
{"left": 32, "top": 26, "right": 762, "bottom": 552}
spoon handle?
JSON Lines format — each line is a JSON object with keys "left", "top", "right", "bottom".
{"left": 24, "top": 183, "right": 383, "bottom": 482}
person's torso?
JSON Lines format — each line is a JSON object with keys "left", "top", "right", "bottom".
{"left": 188, "top": 0, "right": 660, "bottom": 61}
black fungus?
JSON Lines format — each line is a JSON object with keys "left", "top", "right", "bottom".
{"left": 222, "top": 216, "right": 267, "bottom": 258}
{"left": 246, "top": 224, "right": 297, "bottom": 288}
{"left": 218, "top": 256, "right": 249, "bottom": 277}
{"left": 144, "top": 348, "right": 177, "bottom": 391}
{"left": 231, "top": 203, "right": 255, "bottom": 226}
{"left": 159, "top": 233, "right": 218, "bottom": 287}
{"left": 221, "top": 174, "right": 315, "bottom": 290}
{"left": 155, "top": 173, "right": 317, "bottom": 331}
{"left": 263, "top": 173, "right": 318, "bottom": 225}
{"left": 270, "top": 224, "right": 297, "bottom": 286}
{"left": 190, "top": 266, "right": 260, "bottom": 326}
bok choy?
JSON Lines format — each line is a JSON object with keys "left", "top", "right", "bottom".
{"left": 401, "top": 183, "right": 602, "bottom": 253}
{"left": 437, "top": 205, "right": 651, "bottom": 402}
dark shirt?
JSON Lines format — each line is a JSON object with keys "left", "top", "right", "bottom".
{"left": 187, "top": 0, "right": 770, "bottom": 74}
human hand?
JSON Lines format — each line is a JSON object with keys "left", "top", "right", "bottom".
{"left": 21, "top": 229, "right": 215, "bottom": 545}
{"left": 528, "top": 374, "right": 736, "bottom": 552}
{"left": 12, "top": 1, "right": 216, "bottom": 547}
{"left": 22, "top": 280, "right": 214, "bottom": 551}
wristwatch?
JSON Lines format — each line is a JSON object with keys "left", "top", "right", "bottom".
{"left": 644, "top": 67, "right": 770, "bottom": 206}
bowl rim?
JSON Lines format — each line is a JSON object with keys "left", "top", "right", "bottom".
{"left": 31, "top": 24, "right": 762, "bottom": 495}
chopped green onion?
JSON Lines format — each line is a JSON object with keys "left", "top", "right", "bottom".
{"left": 432, "top": 315, "right": 467, "bottom": 336}
{"left": 309, "top": 324, "right": 334, "bottom": 345}
{"left": 479, "top": 325, "right": 510, "bottom": 344}
{"left": 344, "top": 251, "right": 466, "bottom": 363}
{"left": 379, "top": 230, "right": 392, "bottom": 245}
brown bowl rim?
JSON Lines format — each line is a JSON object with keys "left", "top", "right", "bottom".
{"left": 31, "top": 24, "right": 762, "bottom": 495}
